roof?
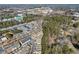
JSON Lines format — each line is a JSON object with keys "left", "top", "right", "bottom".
{"left": 14, "top": 16, "right": 23, "bottom": 21}
{"left": 21, "top": 36, "right": 32, "bottom": 45}
{"left": 1, "top": 37, "right": 7, "bottom": 41}
{"left": 0, "top": 47, "right": 4, "bottom": 54}
{"left": 73, "top": 12, "right": 79, "bottom": 17}
{"left": 0, "top": 36, "right": 7, "bottom": 41}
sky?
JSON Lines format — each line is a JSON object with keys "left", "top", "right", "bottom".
{"left": 0, "top": 4, "right": 79, "bottom": 9}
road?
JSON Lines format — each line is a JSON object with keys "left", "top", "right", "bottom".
{"left": 0, "top": 23, "right": 27, "bottom": 30}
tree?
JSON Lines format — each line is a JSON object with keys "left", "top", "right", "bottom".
{"left": 41, "top": 15, "right": 72, "bottom": 54}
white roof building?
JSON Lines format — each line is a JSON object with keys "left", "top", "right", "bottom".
{"left": 1, "top": 37, "right": 7, "bottom": 41}
{"left": 73, "top": 12, "right": 79, "bottom": 17}
{"left": 27, "top": 7, "right": 53, "bottom": 15}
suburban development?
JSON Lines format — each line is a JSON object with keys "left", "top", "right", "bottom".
{"left": 0, "top": 4, "right": 79, "bottom": 54}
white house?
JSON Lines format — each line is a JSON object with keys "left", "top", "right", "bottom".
{"left": 0, "top": 36, "right": 7, "bottom": 41}
{"left": 73, "top": 12, "right": 79, "bottom": 17}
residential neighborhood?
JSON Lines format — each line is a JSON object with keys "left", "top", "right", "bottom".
{"left": 0, "top": 4, "right": 79, "bottom": 54}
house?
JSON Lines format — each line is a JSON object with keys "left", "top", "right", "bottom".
{"left": 0, "top": 36, "right": 7, "bottom": 42}
{"left": 17, "top": 14, "right": 23, "bottom": 17}
{"left": 2, "top": 39, "right": 20, "bottom": 53}
{"left": 72, "top": 12, "right": 79, "bottom": 17}
{"left": 0, "top": 47, "right": 4, "bottom": 54}
{"left": 5, "top": 42, "right": 20, "bottom": 53}
{"left": 20, "top": 36, "right": 32, "bottom": 46}
{"left": 14, "top": 16, "right": 23, "bottom": 22}
{"left": 52, "top": 10, "right": 66, "bottom": 15}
